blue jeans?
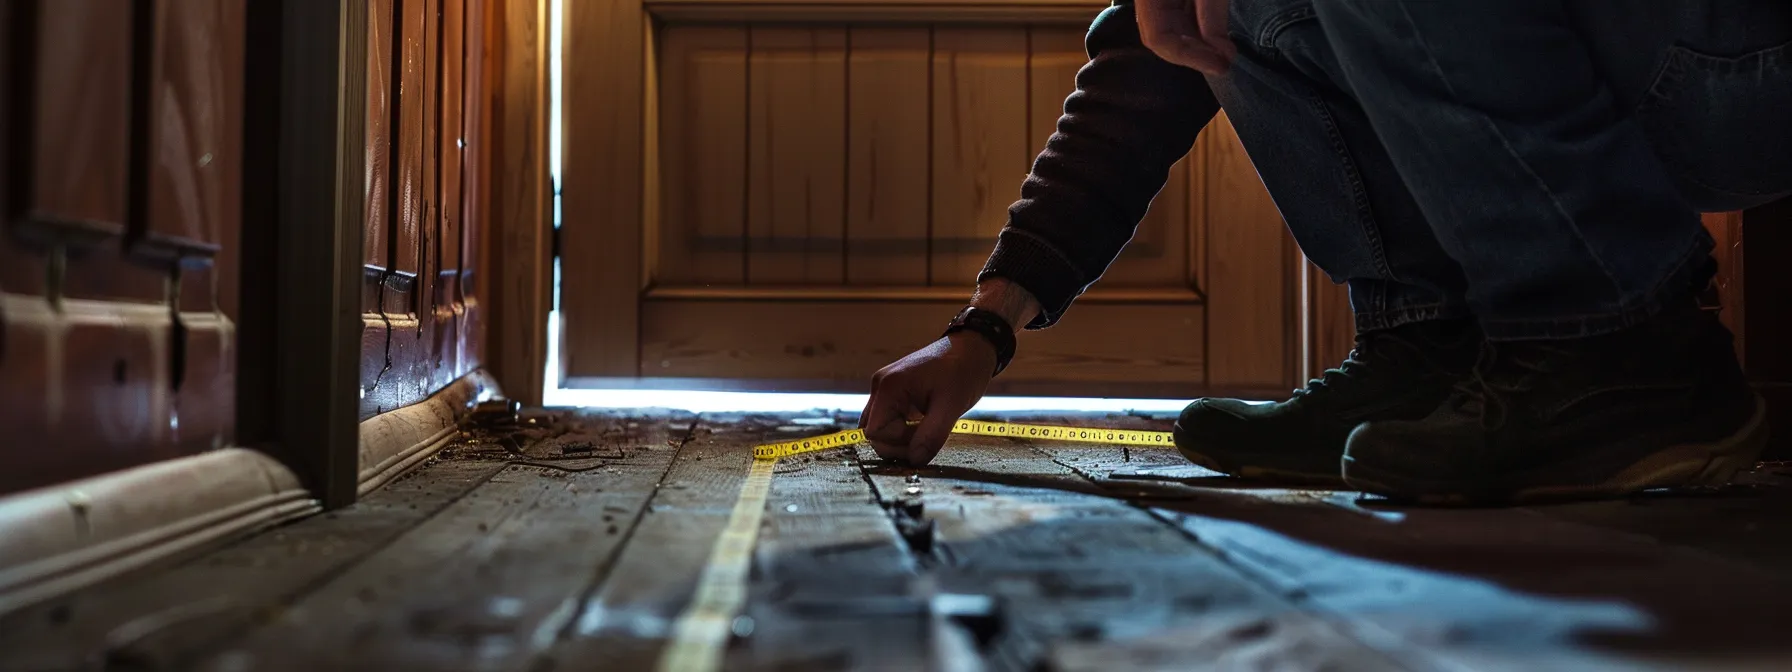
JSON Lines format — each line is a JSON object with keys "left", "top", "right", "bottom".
{"left": 1209, "top": 0, "right": 1792, "bottom": 340}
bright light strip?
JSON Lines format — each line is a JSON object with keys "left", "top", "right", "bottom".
{"left": 542, "top": 311, "right": 1194, "bottom": 414}
{"left": 543, "top": 387, "right": 1191, "bottom": 414}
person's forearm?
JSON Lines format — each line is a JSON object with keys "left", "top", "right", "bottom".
{"left": 970, "top": 277, "right": 1042, "bottom": 331}
{"left": 978, "top": 0, "right": 1221, "bottom": 330}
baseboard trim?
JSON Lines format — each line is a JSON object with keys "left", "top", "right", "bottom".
{"left": 0, "top": 369, "right": 504, "bottom": 618}
{"left": 0, "top": 448, "right": 319, "bottom": 617}
{"left": 357, "top": 369, "right": 501, "bottom": 496}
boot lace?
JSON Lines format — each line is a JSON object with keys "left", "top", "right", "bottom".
{"left": 1451, "top": 341, "right": 1577, "bottom": 430}
{"left": 1290, "top": 331, "right": 1414, "bottom": 399}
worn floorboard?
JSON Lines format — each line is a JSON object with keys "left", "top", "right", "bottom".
{"left": 10, "top": 410, "right": 1792, "bottom": 671}
{"left": 0, "top": 459, "right": 509, "bottom": 672}
{"left": 194, "top": 411, "right": 696, "bottom": 672}
{"left": 1027, "top": 424, "right": 1792, "bottom": 672}
{"left": 859, "top": 433, "right": 1398, "bottom": 672}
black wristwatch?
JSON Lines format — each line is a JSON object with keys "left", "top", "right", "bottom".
{"left": 943, "top": 306, "right": 1017, "bottom": 376}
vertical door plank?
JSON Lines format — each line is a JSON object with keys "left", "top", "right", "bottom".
{"left": 657, "top": 26, "right": 748, "bottom": 286}
{"left": 365, "top": 0, "right": 393, "bottom": 291}
{"left": 150, "top": 0, "right": 246, "bottom": 453}
{"left": 436, "top": 0, "right": 465, "bottom": 384}
{"left": 1303, "top": 261, "right": 1355, "bottom": 381}
{"left": 409, "top": 0, "right": 441, "bottom": 395}
{"left": 488, "top": 0, "right": 551, "bottom": 397}
{"left": 150, "top": 0, "right": 243, "bottom": 298}
{"left": 559, "top": 0, "right": 643, "bottom": 380}
{"left": 1203, "top": 113, "right": 1294, "bottom": 391}
{"left": 1188, "top": 134, "right": 1208, "bottom": 294}
{"left": 929, "top": 28, "right": 1030, "bottom": 288}
{"left": 32, "top": 0, "right": 165, "bottom": 305}
{"left": 744, "top": 27, "right": 847, "bottom": 285}
{"left": 393, "top": 0, "right": 426, "bottom": 282}
{"left": 459, "top": 0, "right": 489, "bottom": 375}
{"left": 30, "top": 0, "right": 132, "bottom": 230}
{"left": 844, "top": 27, "right": 930, "bottom": 285}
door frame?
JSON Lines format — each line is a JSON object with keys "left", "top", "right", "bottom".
{"left": 237, "top": 0, "right": 368, "bottom": 508}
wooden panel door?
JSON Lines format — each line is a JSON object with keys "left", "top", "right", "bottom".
{"left": 560, "top": 3, "right": 1302, "bottom": 399}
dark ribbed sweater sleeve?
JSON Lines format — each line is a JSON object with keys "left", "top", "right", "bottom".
{"left": 977, "top": 0, "right": 1221, "bottom": 329}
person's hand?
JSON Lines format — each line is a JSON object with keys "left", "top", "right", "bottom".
{"left": 1134, "top": 0, "right": 1236, "bottom": 75}
{"left": 858, "top": 332, "right": 998, "bottom": 466}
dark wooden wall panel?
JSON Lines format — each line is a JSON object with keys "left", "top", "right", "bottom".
{"left": 1, "top": 0, "right": 245, "bottom": 496}
{"left": 459, "top": 0, "right": 490, "bottom": 376}
{"left": 360, "top": 0, "right": 488, "bottom": 418}
{"left": 151, "top": 0, "right": 245, "bottom": 454}
{"left": 29, "top": 0, "right": 131, "bottom": 233}
{"left": 435, "top": 0, "right": 467, "bottom": 389}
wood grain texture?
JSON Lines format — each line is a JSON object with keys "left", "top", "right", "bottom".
{"left": 639, "top": 298, "right": 1206, "bottom": 395}
{"left": 0, "top": 460, "right": 507, "bottom": 670}
{"left": 656, "top": 25, "right": 749, "bottom": 286}
{"left": 459, "top": 0, "right": 492, "bottom": 377}
{"left": 365, "top": 0, "right": 394, "bottom": 278}
{"left": 206, "top": 414, "right": 695, "bottom": 671}
{"left": 1202, "top": 113, "right": 1295, "bottom": 391}
{"left": 435, "top": 0, "right": 466, "bottom": 387}
{"left": 486, "top": 0, "right": 551, "bottom": 401}
{"left": 28, "top": 0, "right": 131, "bottom": 233}
{"left": 0, "top": 296, "right": 183, "bottom": 496}
{"left": 1702, "top": 211, "right": 1743, "bottom": 363}
{"left": 1302, "top": 260, "right": 1354, "bottom": 382}
{"left": 645, "top": 2, "right": 1106, "bottom": 23}
{"left": 559, "top": 21, "right": 1301, "bottom": 396}
{"left": 383, "top": 0, "right": 442, "bottom": 409}
{"left": 146, "top": 0, "right": 243, "bottom": 290}
{"left": 844, "top": 27, "right": 930, "bottom": 285}
{"left": 393, "top": 0, "right": 427, "bottom": 280}
{"left": 558, "top": 0, "right": 645, "bottom": 380}
{"left": 745, "top": 27, "right": 847, "bottom": 285}
{"left": 928, "top": 27, "right": 1030, "bottom": 288}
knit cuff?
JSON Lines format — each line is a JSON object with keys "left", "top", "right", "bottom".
{"left": 977, "top": 227, "right": 1090, "bottom": 330}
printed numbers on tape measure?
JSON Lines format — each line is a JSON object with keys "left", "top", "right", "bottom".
{"left": 753, "top": 420, "right": 1175, "bottom": 460}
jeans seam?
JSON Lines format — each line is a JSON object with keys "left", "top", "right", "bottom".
{"left": 1390, "top": 1, "right": 1630, "bottom": 301}
{"left": 1353, "top": 303, "right": 1471, "bottom": 332}
{"left": 1307, "top": 90, "right": 1398, "bottom": 283}
{"left": 1256, "top": 5, "right": 1317, "bottom": 49}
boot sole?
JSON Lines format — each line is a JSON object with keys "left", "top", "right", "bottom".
{"left": 1173, "top": 433, "right": 1348, "bottom": 488}
{"left": 1341, "top": 396, "right": 1771, "bottom": 506}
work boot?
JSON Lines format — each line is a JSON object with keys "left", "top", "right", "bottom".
{"left": 1342, "top": 300, "right": 1768, "bottom": 505}
{"left": 1174, "top": 318, "right": 1481, "bottom": 485}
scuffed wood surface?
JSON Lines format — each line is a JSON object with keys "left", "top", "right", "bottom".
{"left": 9, "top": 411, "right": 1792, "bottom": 671}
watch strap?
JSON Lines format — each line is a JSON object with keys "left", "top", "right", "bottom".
{"left": 943, "top": 306, "right": 1017, "bottom": 376}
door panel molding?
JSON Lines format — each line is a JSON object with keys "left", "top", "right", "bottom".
{"left": 560, "top": 0, "right": 1303, "bottom": 398}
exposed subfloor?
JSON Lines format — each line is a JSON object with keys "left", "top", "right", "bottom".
{"left": 6, "top": 408, "right": 1792, "bottom": 671}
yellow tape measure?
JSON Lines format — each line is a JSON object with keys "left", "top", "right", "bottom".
{"left": 751, "top": 418, "right": 1176, "bottom": 460}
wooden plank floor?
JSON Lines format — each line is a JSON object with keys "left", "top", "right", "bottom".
{"left": 6, "top": 408, "right": 1792, "bottom": 671}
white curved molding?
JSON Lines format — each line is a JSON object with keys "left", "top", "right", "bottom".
{"left": 0, "top": 448, "right": 318, "bottom": 617}
{"left": 0, "top": 369, "right": 504, "bottom": 618}
{"left": 357, "top": 369, "right": 500, "bottom": 496}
